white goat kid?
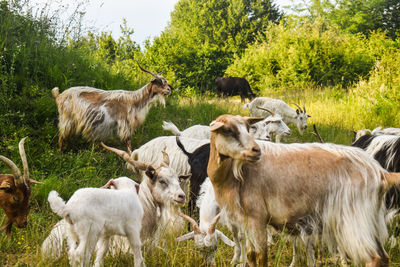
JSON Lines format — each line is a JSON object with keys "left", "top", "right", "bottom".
{"left": 243, "top": 97, "right": 310, "bottom": 141}
{"left": 207, "top": 114, "right": 400, "bottom": 267}
{"left": 48, "top": 177, "right": 145, "bottom": 267}
{"left": 176, "top": 178, "right": 236, "bottom": 265}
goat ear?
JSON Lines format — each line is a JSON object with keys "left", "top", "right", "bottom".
{"left": 307, "top": 114, "right": 311, "bottom": 118}
{"left": 101, "top": 179, "right": 115, "bottom": 189}
{"left": 0, "top": 181, "right": 12, "bottom": 190}
{"left": 145, "top": 165, "right": 157, "bottom": 181}
{"left": 296, "top": 109, "right": 300, "bottom": 114}
{"left": 210, "top": 121, "right": 224, "bottom": 132}
{"left": 176, "top": 231, "right": 195, "bottom": 242}
{"left": 243, "top": 117, "right": 264, "bottom": 125}
{"left": 179, "top": 174, "right": 191, "bottom": 181}
{"left": 216, "top": 230, "right": 235, "bottom": 247}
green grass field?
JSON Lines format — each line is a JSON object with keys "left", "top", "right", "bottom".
{"left": 1, "top": 92, "right": 400, "bottom": 266}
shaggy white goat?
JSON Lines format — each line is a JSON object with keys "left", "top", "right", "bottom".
{"left": 48, "top": 177, "right": 145, "bottom": 267}
{"left": 176, "top": 178, "right": 236, "bottom": 265}
{"left": 243, "top": 97, "right": 310, "bottom": 141}
{"left": 354, "top": 127, "right": 400, "bottom": 142}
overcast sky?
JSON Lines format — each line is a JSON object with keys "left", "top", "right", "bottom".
{"left": 31, "top": 0, "right": 295, "bottom": 46}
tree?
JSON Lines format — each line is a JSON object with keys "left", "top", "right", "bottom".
{"left": 144, "top": 0, "right": 282, "bottom": 93}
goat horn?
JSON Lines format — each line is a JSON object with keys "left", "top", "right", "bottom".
{"left": 312, "top": 125, "right": 324, "bottom": 143}
{"left": 136, "top": 61, "right": 157, "bottom": 77}
{"left": 178, "top": 212, "right": 201, "bottom": 235}
{"left": 101, "top": 142, "right": 149, "bottom": 171}
{"left": 161, "top": 146, "right": 170, "bottom": 167}
{"left": 0, "top": 155, "right": 22, "bottom": 185}
{"left": 292, "top": 103, "right": 303, "bottom": 113}
{"left": 303, "top": 102, "right": 307, "bottom": 113}
{"left": 208, "top": 212, "right": 222, "bottom": 235}
{"left": 29, "top": 178, "right": 43, "bottom": 184}
{"left": 19, "top": 137, "right": 29, "bottom": 183}
{"left": 256, "top": 106, "right": 275, "bottom": 116}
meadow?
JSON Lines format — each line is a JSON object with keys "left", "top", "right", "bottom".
{"left": 1, "top": 0, "right": 400, "bottom": 265}
{"left": 1, "top": 90, "right": 400, "bottom": 266}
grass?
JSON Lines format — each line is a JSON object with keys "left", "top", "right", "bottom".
{"left": 1, "top": 91, "right": 400, "bottom": 266}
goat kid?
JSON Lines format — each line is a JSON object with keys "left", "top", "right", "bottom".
{"left": 0, "top": 137, "right": 42, "bottom": 236}
{"left": 53, "top": 63, "right": 172, "bottom": 152}
{"left": 42, "top": 146, "right": 189, "bottom": 259}
{"left": 48, "top": 177, "right": 145, "bottom": 267}
{"left": 207, "top": 114, "right": 400, "bottom": 267}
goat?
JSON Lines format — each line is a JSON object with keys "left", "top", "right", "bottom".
{"left": 42, "top": 144, "right": 190, "bottom": 259}
{"left": 176, "top": 178, "right": 238, "bottom": 265}
{"left": 53, "top": 63, "right": 172, "bottom": 152}
{"left": 207, "top": 114, "right": 400, "bottom": 267}
{"left": 48, "top": 177, "right": 145, "bottom": 267}
{"left": 251, "top": 106, "right": 291, "bottom": 142}
{"left": 243, "top": 97, "right": 311, "bottom": 141}
{"left": 0, "top": 137, "right": 42, "bottom": 236}
{"left": 372, "top": 127, "right": 400, "bottom": 136}
{"left": 162, "top": 121, "right": 211, "bottom": 139}
{"left": 129, "top": 136, "right": 208, "bottom": 179}
{"left": 164, "top": 115, "right": 290, "bottom": 142}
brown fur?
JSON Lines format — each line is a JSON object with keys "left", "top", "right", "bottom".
{"left": 0, "top": 174, "right": 31, "bottom": 236}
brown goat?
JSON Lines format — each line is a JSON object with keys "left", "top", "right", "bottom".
{"left": 53, "top": 63, "right": 173, "bottom": 152}
{"left": 207, "top": 114, "right": 400, "bottom": 267}
{"left": 0, "top": 137, "right": 42, "bottom": 236}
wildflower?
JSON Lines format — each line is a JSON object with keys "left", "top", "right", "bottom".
{"left": 17, "top": 241, "right": 21, "bottom": 245}
{"left": 34, "top": 40, "right": 39, "bottom": 44}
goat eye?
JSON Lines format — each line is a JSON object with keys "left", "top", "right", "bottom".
{"left": 250, "top": 126, "right": 257, "bottom": 130}
{"left": 13, "top": 196, "right": 20, "bottom": 202}
{"left": 159, "top": 180, "right": 167, "bottom": 186}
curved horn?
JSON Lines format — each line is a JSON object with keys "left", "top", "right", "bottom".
{"left": 19, "top": 137, "right": 29, "bottom": 183}
{"left": 136, "top": 61, "right": 157, "bottom": 77}
{"left": 292, "top": 103, "right": 303, "bottom": 113}
{"left": 101, "top": 142, "right": 150, "bottom": 171}
{"left": 0, "top": 156, "right": 22, "bottom": 185}
{"left": 161, "top": 146, "right": 170, "bottom": 167}
{"left": 312, "top": 125, "right": 324, "bottom": 143}
{"left": 256, "top": 106, "right": 275, "bottom": 116}
{"left": 303, "top": 102, "right": 307, "bottom": 113}
{"left": 178, "top": 212, "right": 201, "bottom": 235}
{"left": 208, "top": 212, "right": 222, "bottom": 235}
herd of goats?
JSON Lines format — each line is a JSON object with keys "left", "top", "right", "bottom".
{"left": 1, "top": 63, "right": 400, "bottom": 267}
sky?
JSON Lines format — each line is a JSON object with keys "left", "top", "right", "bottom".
{"left": 31, "top": 0, "right": 296, "bottom": 46}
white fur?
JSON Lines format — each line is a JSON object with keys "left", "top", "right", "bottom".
{"left": 47, "top": 177, "right": 145, "bottom": 267}
{"left": 243, "top": 97, "right": 310, "bottom": 140}
{"left": 162, "top": 121, "right": 211, "bottom": 139}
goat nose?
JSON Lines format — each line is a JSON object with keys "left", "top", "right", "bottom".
{"left": 178, "top": 194, "right": 185, "bottom": 201}
{"left": 252, "top": 146, "right": 261, "bottom": 153}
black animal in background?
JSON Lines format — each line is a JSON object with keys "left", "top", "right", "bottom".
{"left": 215, "top": 77, "right": 256, "bottom": 101}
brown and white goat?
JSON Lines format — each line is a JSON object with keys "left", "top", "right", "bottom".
{"left": 0, "top": 137, "right": 42, "bottom": 236}
{"left": 207, "top": 114, "right": 400, "bottom": 267}
{"left": 53, "top": 63, "right": 173, "bottom": 152}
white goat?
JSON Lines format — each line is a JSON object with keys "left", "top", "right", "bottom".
{"left": 42, "top": 146, "right": 189, "bottom": 261}
{"left": 162, "top": 121, "right": 211, "bottom": 139}
{"left": 207, "top": 114, "right": 400, "bottom": 267}
{"left": 176, "top": 178, "right": 236, "bottom": 265}
{"left": 372, "top": 126, "right": 400, "bottom": 136}
{"left": 48, "top": 177, "right": 145, "bottom": 267}
{"left": 243, "top": 97, "right": 310, "bottom": 141}
{"left": 53, "top": 63, "right": 172, "bottom": 152}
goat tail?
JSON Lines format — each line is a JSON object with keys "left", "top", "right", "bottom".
{"left": 175, "top": 136, "right": 191, "bottom": 158}
{"left": 51, "top": 87, "right": 60, "bottom": 98}
{"left": 162, "top": 121, "right": 182, "bottom": 136}
{"left": 385, "top": 172, "right": 400, "bottom": 188}
{"left": 242, "top": 103, "right": 249, "bottom": 109}
{"left": 48, "top": 191, "right": 66, "bottom": 218}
